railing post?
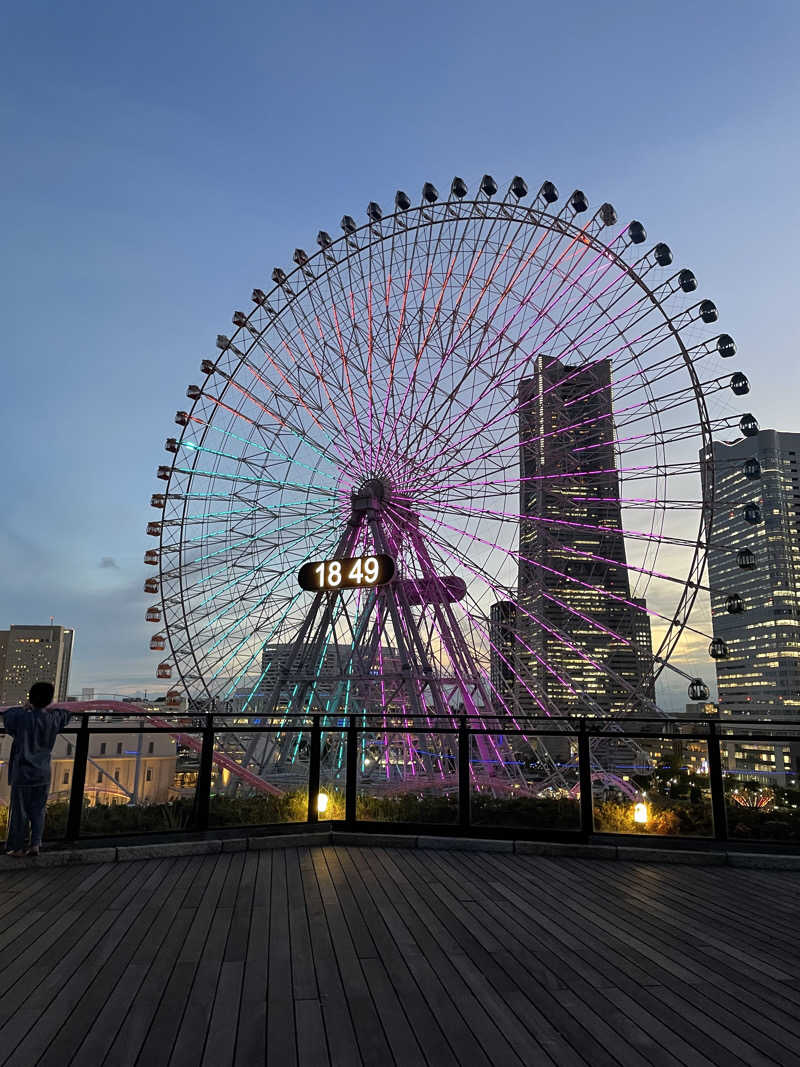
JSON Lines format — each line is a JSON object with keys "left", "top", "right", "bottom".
{"left": 458, "top": 716, "right": 470, "bottom": 831}
{"left": 345, "top": 715, "right": 357, "bottom": 826}
{"left": 578, "top": 718, "right": 593, "bottom": 839}
{"left": 194, "top": 712, "right": 214, "bottom": 832}
{"left": 307, "top": 715, "right": 322, "bottom": 823}
{"left": 66, "top": 714, "right": 90, "bottom": 841}
{"left": 707, "top": 720, "right": 728, "bottom": 841}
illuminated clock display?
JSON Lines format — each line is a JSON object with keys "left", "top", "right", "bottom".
{"left": 298, "top": 554, "right": 395, "bottom": 591}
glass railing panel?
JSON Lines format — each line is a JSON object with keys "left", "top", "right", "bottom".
{"left": 591, "top": 731, "right": 713, "bottom": 837}
{"left": 355, "top": 727, "right": 458, "bottom": 824}
{"left": 79, "top": 717, "right": 195, "bottom": 836}
{"left": 208, "top": 723, "right": 311, "bottom": 827}
{"left": 469, "top": 730, "right": 580, "bottom": 830}
{"left": 720, "top": 722, "right": 800, "bottom": 844}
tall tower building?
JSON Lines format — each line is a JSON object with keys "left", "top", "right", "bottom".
{"left": 489, "top": 600, "right": 517, "bottom": 708}
{"left": 0, "top": 625, "right": 74, "bottom": 705}
{"left": 631, "top": 597, "right": 656, "bottom": 704}
{"left": 706, "top": 430, "right": 800, "bottom": 784}
{"left": 517, "top": 356, "right": 653, "bottom": 720}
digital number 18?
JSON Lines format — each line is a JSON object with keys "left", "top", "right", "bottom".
{"left": 313, "top": 556, "right": 379, "bottom": 587}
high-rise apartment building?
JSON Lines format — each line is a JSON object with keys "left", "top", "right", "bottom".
{"left": 706, "top": 429, "right": 800, "bottom": 785}
{"left": 0, "top": 625, "right": 74, "bottom": 706}
{"left": 516, "top": 356, "right": 654, "bottom": 721}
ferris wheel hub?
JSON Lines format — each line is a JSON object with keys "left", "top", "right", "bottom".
{"left": 351, "top": 476, "right": 393, "bottom": 512}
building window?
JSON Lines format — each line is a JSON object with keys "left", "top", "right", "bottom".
{"left": 116, "top": 742, "right": 122, "bottom": 755}
{"left": 100, "top": 742, "right": 106, "bottom": 755}
{"left": 96, "top": 770, "right": 103, "bottom": 783}
{"left": 114, "top": 769, "right": 120, "bottom": 782}
{"left": 67, "top": 743, "right": 73, "bottom": 756}
{"left": 62, "top": 771, "right": 69, "bottom": 785}
{"left": 146, "top": 769, "right": 152, "bottom": 782}
{"left": 148, "top": 742, "right": 154, "bottom": 754}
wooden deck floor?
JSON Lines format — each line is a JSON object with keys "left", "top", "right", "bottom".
{"left": 0, "top": 845, "right": 796, "bottom": 1066}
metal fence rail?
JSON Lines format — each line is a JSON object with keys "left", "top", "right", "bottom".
{"left": 2, "top": 711, "right": 798, "bottom": 846}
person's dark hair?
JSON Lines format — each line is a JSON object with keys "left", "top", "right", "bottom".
{"left": 28, "top": 682, "right": 55, "bottom": 709}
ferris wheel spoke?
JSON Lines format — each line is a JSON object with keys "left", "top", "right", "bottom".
{"left": 194, "top": 525, "right": 342, "bottom": 688}
{"left": 406, "top": 237, "right": 630, "bottom": 473}
{"left": 398, "top": 202, "right": 544, "bottom": 455}
{"left": 410, "top": 501, "right": 711, "bottom": 604}
{"left": 152, "top": 175, "right": 741, "bottom": 744}
{"left": 180, "top": 510, "right": 335, "bottom": 592}
{"left": 412, "top": 515, "right": 629, "bottom": 715}
{"left": 408, "top": 246, "right": 694, "bottom": 478}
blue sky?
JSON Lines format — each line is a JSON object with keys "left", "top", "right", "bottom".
{"left": 1, "top": 0, "right": 799, "bottom": 704}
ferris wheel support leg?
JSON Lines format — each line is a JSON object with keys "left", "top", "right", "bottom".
{"left": 367, "top": 515, "right": 444, "bottom": 722}
{"left": 263, "top": 517, "right": 363, "bottom": 727}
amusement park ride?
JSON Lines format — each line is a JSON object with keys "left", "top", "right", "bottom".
{"left": 136, "top": 174, "right": 758, "bottom": 802}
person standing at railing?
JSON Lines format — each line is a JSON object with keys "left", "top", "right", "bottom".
{"left": 3, "top": 681, "right": 71, "bottom": 858}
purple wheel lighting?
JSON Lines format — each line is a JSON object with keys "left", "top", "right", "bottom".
{"left": 146, "top": 176, "right": 751, "bottom": 796}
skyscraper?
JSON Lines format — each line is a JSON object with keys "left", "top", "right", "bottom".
{"left": 631, "top": 597, "right": 656, "bottom": 704}
{"left": 0, "top": 625, "right": 74, "bottom": 705}
{"left": 517, "top": 355, "right": 654, "bottom": 720}
{"left": 706, "top": 429, "right": 800, "bottom": 785}
{"left": 489, "top": 600, "right": 517, "bottom": 707}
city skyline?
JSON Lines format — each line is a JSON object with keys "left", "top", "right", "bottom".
{"left": 2, "top": 3, "right": 799, "bottom": 701}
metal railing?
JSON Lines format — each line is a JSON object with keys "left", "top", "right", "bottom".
{"left": 4, "top": 711, "right": 798, "bottom": 845}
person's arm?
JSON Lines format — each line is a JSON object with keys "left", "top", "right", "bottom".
{"left": 50, "top": 708, "right": 72, "bottom": 731}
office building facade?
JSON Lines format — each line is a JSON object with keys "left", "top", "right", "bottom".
{"left": 0, "top": 625, "right": 74, "bottom": 706}
{"left": 706, "top": 429, "right": 800, "bottom": 785}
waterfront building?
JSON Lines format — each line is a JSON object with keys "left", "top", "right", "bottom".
{"left": 0, "top": 624, "right": 74, "bottom": 705}
{"left": 706, "top": 429, "right": 800, "bottom": 786}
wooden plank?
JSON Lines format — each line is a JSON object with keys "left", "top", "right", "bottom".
{"left": 266, "top": 848, "right": 297, "bottom": 1066}
{"left": 112, "top": 956, "right": 194, "bottom": 1067}
{"left": 462, "top": 855, "right": 750, "bottom": 1067}
{"left": 299, "top": 847, "right": 363, "bottom": 1067}
{"left": 0, "top": 863, "right": 120, "bottom": 966}
{"left": 295, "top": 998, "right": 330, "bottom": 1067}
{"left": 531, "top": 856, "right": 800, "bottom": 1050}
{"left": 285, "top": 846, "right": 318, "bottom": 1001}
{"left": 0, "top": 845, "right": 795, "bottom": 1067}
{"left": 57, "top": 853, "right": 203, "bottom": 1067}
{"left": 469, "top": 852, "right": 791, "bottom": 1067}
{"left": 0, "top": 860, "right": 171, "bottom": 1065}
{"left": 233, "top": 850, "right": 271, "bottom": 1067}
{"left": 0, "top": 863, "right": 153, "bottom": 1022}
{"left": 69, "top": 962, "right": 151, "bottom": 1067}
{"left": 522, "top": 849, "right": 800, "bottom": 1032}
{"left": 381, "top": 849, "right": 658, "bottom": 1067}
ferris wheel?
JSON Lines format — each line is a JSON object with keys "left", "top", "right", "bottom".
{"left": 144, "top": 174, "right": 753, "bottom": 791}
